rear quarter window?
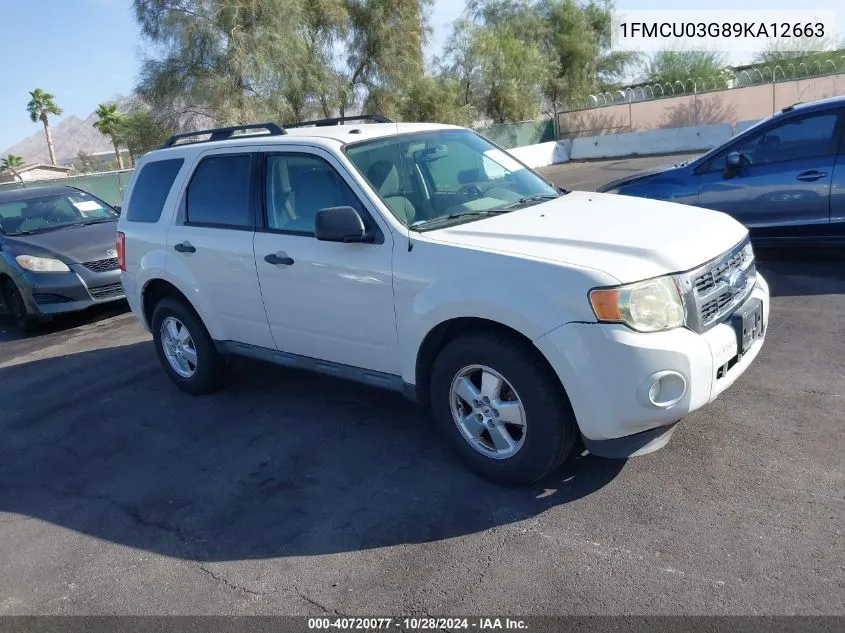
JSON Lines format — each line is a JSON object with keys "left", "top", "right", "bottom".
{"left": 125, "top": 158, "right": 184, "bottom": 223}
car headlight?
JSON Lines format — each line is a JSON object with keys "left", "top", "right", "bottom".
{"left": 590, "top": 275, "right": 685, "bottom": 333}
{"left": 15, "top": 255, "right": 71, "bottom": 273}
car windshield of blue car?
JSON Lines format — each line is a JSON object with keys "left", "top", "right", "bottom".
{"left": 345, "top": 129, "right": 562, "bottom": 231}
{"left": 0, "top": 192, "right": 118, "bottom": 235}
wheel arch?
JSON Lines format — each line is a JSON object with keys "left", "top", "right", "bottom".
{"left": 412, "top": 316, "right": 568, "bottom": 408}
{"left": 141, "top": 278, "right": 203, "bottom": 332}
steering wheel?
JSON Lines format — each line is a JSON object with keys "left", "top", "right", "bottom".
{"left": 455, "top": 183, "right": 484, "bottom": 201}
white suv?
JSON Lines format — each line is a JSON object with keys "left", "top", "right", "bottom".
{"left": 117, "top": 117, "right": 769, "bottom": 485}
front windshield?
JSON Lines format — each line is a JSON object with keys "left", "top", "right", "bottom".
{"left": 0, "top": 191, "right": 118, "bottom": 235}
{"left": 345, "top": 129, "right": 560, "bottom": 230}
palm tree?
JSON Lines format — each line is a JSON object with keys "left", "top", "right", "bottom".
{"left": 93, "top": 103, "right": 126, "bottom": 170}
{"left": 1, "top": 155, "right": 25, "bottom": 182}
{"left": 26, "top": 89, "right": 62, "bottom": 165}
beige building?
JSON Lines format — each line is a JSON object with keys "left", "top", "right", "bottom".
{"left": 0, "top": 163, "right": 73, "bottom": 184}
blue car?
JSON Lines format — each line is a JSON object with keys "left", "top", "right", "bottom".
{"left": 597, "top": 96, "right": 845, "bottom": 245}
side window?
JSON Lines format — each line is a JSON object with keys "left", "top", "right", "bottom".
{"left": 126, "top": 158, "right": 184, "bottom": 223}
{"left": 186, "top": 154, "right": 253, "bottom": 228}
{"left": 265, "top": 154, "right": 364, "bottom": 234}
{"left": 707, "top": 112, "right": 840, "bottom": 171}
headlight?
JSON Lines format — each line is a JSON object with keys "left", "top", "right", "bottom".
{"left": 590, "top": 275, "right": 685, "bottom": 333}
{"left": 15, "top": 255, "right": 71, "bottom": 273}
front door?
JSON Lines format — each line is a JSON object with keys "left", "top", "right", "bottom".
{"left": 696, "top": 109, "right": 842, "bottom": 238}
{"left": 253, "top": 148, "right": 398, "bottom": 375}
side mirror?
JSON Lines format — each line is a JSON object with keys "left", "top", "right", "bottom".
{"left": 723, "top": 151, "right": 748, "bottom": 178}
{"left": 726, "top": 152, "right": 744, "bottom": 169}
{"left": 315, "top": 206, "right": 372, "bottom": 243}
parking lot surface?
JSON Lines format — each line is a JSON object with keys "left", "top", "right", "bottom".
{"left": 0, "top": 156, "right": 842, "bottom": 615}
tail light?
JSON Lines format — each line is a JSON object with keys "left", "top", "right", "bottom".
{"left": 116, "top": 231, "right": 126, "bottom": 271}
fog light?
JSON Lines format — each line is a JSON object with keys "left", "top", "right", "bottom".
{"left": 639, "top": 371, "right": 687, "bottom": 408}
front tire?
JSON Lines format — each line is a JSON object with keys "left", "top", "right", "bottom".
{"left": 151, "top": 296, "right": 224, "bottom": 395}
{"left": 2, "top": 279, "right": 37, "bottom": 332}
{"left": 430, "top": 332, "right": 577, "bottom": 486}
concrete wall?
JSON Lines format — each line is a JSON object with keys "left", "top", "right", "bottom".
{"left": 568, "top": 124, "right": 733, "bottom": 161}
{"left": 559, "top": 73, "right": 845, "bottom": 140}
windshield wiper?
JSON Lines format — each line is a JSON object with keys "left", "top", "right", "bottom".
{"left": 6, "top": 225, "right": 67, "bottom": 236}
{"left": 504, "top": 193, "right": 560, "bottom": 209}
{"left": 410, "top": 209, "right": 510, "bottom": 230}
{"left": 77, "top": 218, "right": 117, "bottom": 226}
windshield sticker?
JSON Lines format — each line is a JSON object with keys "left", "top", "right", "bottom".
{"left": 72, "top": 200, "right": 104, "bottom": 214}
{"left": 483, "top": 149, "right": 524, "bottom": 173}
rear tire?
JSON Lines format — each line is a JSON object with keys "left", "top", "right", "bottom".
{"left": 430, "top": 332, "right": 577, "bottom": 486}
{"left": 151, "top": 296, "right": 224, "bottom": 395}
{"left": 2, "top": 279, "right": 37, "bottom": 333}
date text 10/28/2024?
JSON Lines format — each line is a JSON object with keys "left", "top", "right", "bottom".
{"left": 308, "top": 617, "right": 528, "bottom": 630}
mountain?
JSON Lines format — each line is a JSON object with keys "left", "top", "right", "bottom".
{"left": 1, "top": 96, "right": 140, "bottom": 165}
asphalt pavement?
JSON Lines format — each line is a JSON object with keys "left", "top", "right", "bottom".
{"left": 0, "top": 156, "right": 842, "bottom": 616}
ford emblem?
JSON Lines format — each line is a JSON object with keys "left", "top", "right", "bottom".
{"left": 725, "top": 269, "right": 747, "bottom": 293}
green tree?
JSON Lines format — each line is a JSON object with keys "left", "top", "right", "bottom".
{"left": 133, "top": 0, "right": 431, "bottom": 125}
{"left": 396, "top": 75, "right": 476, "bottom": 125}
{"left": 644, "top": 50, "right": 728, "bottom": 90}
{"left": 26, "top": 89, "right": 62, "bottom": 165}
{"left": 93, "top": 103, "right": 127, "bottom": 170}
{"left": 134, "top": 0, "right": 311, "bottom": 126}
{"left": 1, "top": 155, "right": 25, "bottom": 182}
{"left": 539, "top": 0, "right": 638, "bottom": 117}
{"left": 118, "top": 111, "right": 176, "bottom": 164}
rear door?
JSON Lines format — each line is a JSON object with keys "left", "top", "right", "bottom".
{"left": 696, "top": 109, "right": 843, "bottom": 238}
{"left": 166, "top": 147, "right": 275, "bottom": 349}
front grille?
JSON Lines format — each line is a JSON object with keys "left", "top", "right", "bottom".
{"left": 680, "top": 238, "right": 756, "bottom": 333}
{"left": 692, "top": 248, "right": 746, "bottom": 296}
{"left": 700, "top": 289, "right": 734, "bottom": 321}
{"left": 83, "top": 257, "right": 119, "bottom": 273}
{"left": 88, "top": 282, "right": 124, "bottom": 300}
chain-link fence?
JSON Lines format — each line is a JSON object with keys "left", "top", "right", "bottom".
{"left": 564, "top": 55, "right": 845, "bottom": 113}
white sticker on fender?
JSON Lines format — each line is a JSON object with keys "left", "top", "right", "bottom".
{"left": 708, "top": 324, "right": 739, "bottom": 368}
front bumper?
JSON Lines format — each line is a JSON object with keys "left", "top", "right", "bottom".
{"left": 14, "top": 264, "right": 125, "bottom": 318}
{"left": 534, "top": 275, "right": 770, "bottom": 457}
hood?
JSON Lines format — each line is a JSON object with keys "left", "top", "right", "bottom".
{"left": 422, "top": 191, "right": 747, "bottom": 284}
{"left": 597, "top": 159, "right": 692, "bottom": 193}
{"left": 2, "top": 220, "right": 119, "bottom": 264}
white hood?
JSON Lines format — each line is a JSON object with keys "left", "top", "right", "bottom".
{"left": 422, "top": 191, "right": 748, "bottom": 283}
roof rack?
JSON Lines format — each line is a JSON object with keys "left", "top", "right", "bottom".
{"left": 160, "top": 122, "right": 286, "bottom": 148}
{"left": 285, "top": 114, "right": 392, "bottom": 128}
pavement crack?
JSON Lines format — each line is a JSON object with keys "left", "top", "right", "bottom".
{"left": 197, "top": 565, "right": 263, "bottom": 597}
{"left": 297, "top": 591, "right": 340, "bottom": 615}
{"left": 0, "top": 483, "right": 190, "bottom": 544}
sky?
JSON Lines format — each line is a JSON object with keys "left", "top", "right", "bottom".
{"left": 0, "top": 0, "right": 842, "bottom": 151}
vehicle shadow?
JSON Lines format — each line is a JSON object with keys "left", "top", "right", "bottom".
{"left": 755, "top": 248, "right": 845, "bottom": 298}
{"left": 0, "top": 341, "right": 624, "bottom": 562}
{"left": 0, "top": 300, "right": 130, "bottom": 343}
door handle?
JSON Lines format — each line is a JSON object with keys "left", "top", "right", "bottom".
{"left": 796, "top": 170, "right": 827, "bottom": 181}
{"left": 173, "top": 242, "right": 196, "bottom": 253}
{"left": 264, "top": 252, "right": 294, "bottom": 266}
